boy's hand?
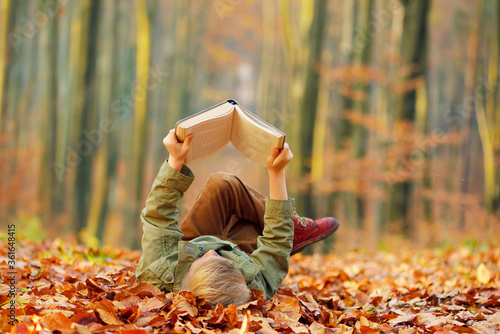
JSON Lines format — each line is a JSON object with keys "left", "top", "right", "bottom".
{"left": 163, "top": 129, "right": 193, "bottom": 171}
{"left": 266, "top": 143, "right": 292, "bottom": 200}
{"left": 266, "top": 143, "right": 293, "bottom": 175}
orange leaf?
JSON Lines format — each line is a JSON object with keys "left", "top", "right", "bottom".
{"left": 138, "top": 297, "right": 165, "bottom": 312}
{"left": 273, "top": 297, "right": 302, "bottom": 322}
{"left": 122, "top": 330, "right": 149, "bottom": 334}
{"left": 360, "top": 326, "right": 380, "bottom": 334}
{"left": 477, "top": 263, "right": 491, "bottom": 284}
{"left": 39, "top": 313, "right": 74, "bottom": 334}
{"left": 226, "top": 304, "right": 238, "bottom": 327}
{"left": 95, "top": 303, "right": 124, "bottom": 325}
{"left": 450, "top": 326, "right": 475, "bottom": 333}
{"left": 130, "top": 283, "right": 163, "bottom": 297}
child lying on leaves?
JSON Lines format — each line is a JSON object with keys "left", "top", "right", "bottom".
{"left": 136, "top": 130, "right": 339, "bottom": 307}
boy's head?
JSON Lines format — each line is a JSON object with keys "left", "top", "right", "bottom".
{"left": 181, "top": 250, "right": 251, "bottom": 307}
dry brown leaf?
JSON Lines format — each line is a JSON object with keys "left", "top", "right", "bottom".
{"left": 360, "top": 325, "right": 380, "bottom": 334}
{"left": 137, "top": 297, "right": 165, "bottom": 312}
{"left": 226, "top": 304, "right": 239, "bottom": 327}
{"left": 387, "top": 314, "right": 416, "bottom": 325}
{"left": 309, "top": 321, "right": 327, "bottom": 334}
{"left": 121, "top": 329, "right": 149, "bottom": 334}
{"left": 359, "top": 316, "right": 369, "bottom": 327}
{"left": 273, "top": 297, "right": 302, "bottom": 322}
{"left": 286, "top": 323, "right": 310, "bottom": 333}
{"left": 39, "top": 312, "right": 74, "bottom": 334}
{"left": 95, "top": 303, "right": 124, "bottom": 325}
{"left": 130, "top": 283, "right": 163, "bottom": 297}
{"left": 489, "top": 312, "right": 500, "bottom": 325}
{"left": 170, "top": 299, "right": 198, "bottom": 318}
{"left": 450, "top": 325, "right": 475, "bottom": 333}
{"left": 0, "top": 284, "right": 10, "bottom": 295}
{"left": 4, "top": 240, "right": 500, "bottom": 334}
{"left": 477, "top": 263, "right": 491, "bottom": 284}
{"left": 73, "top": 323, "right": 93, "bottom": 334}
{"left": 416, "top": 312, "right": 449, "bottom": 328}
{"left": 397, "top": 329, "right": 415, "bottom": 334}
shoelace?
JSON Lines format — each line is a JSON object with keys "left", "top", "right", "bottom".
{"left": 293, "top": 209, "right": 315, "bottom": 227}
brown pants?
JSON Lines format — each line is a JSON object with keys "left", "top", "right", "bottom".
{"left": 179, "top": 172, "right": 266, "bottom": 254}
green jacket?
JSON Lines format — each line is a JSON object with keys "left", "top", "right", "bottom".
{"left": 136, "top": 160, "right": 294, "bottom": 299}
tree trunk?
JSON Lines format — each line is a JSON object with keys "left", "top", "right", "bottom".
{"left": 83, "top": 1, "right": 115, "bottom": 247}
{"left": 388, "top": 0, "right": 430, "bottom": 235}
{"left": 40, "top": 2, "right": 61, "bottom": 226}
{"left": 337, "top": 0, "right": 374, "bottom": 231}
{"left": 103, "top": 0, "right": 135, "bottom": 247}
{"left": 495, "top": 0, "right": 500, "bottom": 219}
{"left": 122, "top": 0, "right": 151, "bottom": 249}
{"left": 74, "top": 0, "right": 100, "bottom": 237}
{"left": 294, "top": 0, "right": 327, "bottom": 219}
{"left": 0, "top": 0, "right": 10, "bottom": 133}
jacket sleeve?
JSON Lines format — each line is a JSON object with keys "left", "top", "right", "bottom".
{"left": 135, "top": 160, "right": 194, "bottom": 290}
{"left": 249, "top": 198, "right": 295, "bottom": 298}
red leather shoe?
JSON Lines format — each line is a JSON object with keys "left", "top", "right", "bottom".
{"left": 291, "top": 213, "right": 340, "bottom": 255}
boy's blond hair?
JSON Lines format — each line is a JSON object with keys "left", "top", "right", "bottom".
{"left": 181, "top": 256, "right": 251, "bottom": 307}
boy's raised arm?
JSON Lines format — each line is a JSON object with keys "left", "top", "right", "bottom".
{"left": 249, "top": 144, "right": 295, "bottom": 298}
{"left": 266, "top": 143, "right": 293, "bottom": 200}
{"left": 136, "top": 131, "right": 194, "bottom": 288}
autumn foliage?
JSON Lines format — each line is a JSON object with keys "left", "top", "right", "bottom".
{"left": 0, "top": 239, "right": 499, "bottom": 333}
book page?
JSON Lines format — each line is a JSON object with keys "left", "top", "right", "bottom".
{"left": 177, "top": 102, "right": 234, "bottom": 128}
{"left": 237, "top": 105, "right": 285, "bottom": 138}
{"left": 183, "top": 112, "right": 234, "bottom": 164}
{"left": 230, "top": 109, "right": 283, "bottom": 166}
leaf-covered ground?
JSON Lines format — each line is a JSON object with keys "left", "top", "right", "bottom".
{"left": 1, "top": 240, "right": 499, "bottom": 333}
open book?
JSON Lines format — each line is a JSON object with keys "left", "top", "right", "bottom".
{"left": 175, "top": 100, "right": 285, "bottom": 166}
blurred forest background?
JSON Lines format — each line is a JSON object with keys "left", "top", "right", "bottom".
{"left": 0, "top": 0, "right": 498, "bottom": 253}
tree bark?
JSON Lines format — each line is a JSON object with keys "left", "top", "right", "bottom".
{"left": 83, "top": 1, "right": 115, "bottom": 247}
{"left": 294, "top": 0, "right": 327, "bottom": 218}
{"left": 122, "top": 0, "right": 151, "bottom": 249}
{"left": 388, "top": 0, "right": 430, "bottom": 235}
{"left": 74, "top": 0, "right": 99, "bottom": 236}
{"left": 39, "top": 2, "right": 59, "bottom": 226}
{"left": 0, "top": 0, "right": 10, "bottom": 133}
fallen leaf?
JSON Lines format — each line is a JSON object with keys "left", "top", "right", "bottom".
{"left": 4, "top": 240, "right": 500, "bottom": 334}
{"left": 489, "top": 312, "right": 500, "bottom": 325}
{"left": 451, "top": 325, "right": 475, "bottom": 333}
{"left": 39, "top": 312, "right": 74, "bottom": 334}
{"left": 122, "top": 329, "right": 149, "bottom": 334}
{"left": 387, "top": 314, "right": 416, "bottom": 325}
{"left": 169, "top": 295, "right": 198, "bottom": 318}
{"left": 273, "top": 296, "right": 303, "bottom": 322}
{"left": 477, "top": 263, "right": 491, "bottom": 284}
{"left": 95, "top": 303, "right": 124, "bottom": 325}
{"left": 360, "top": 325, "right": 380, "bottom": 334}
{"left": 309, "top": 321, "right": 327, "bottom": 334}
{"left": 415, "top": 312, "right": 447, "bottom": 327}
{"left": 138, "top": 297, "right": 165, "bottom": 312}
{"left": 130, "top": 283, "right": 163, "bottom": 297}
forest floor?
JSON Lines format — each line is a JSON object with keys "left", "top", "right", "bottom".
{"left": 0, "top": 239, "right": 499, "bottom": 334}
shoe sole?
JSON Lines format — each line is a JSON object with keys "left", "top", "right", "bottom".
{"left": 291, "top": 218, "right": 340, "bottom": 256}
